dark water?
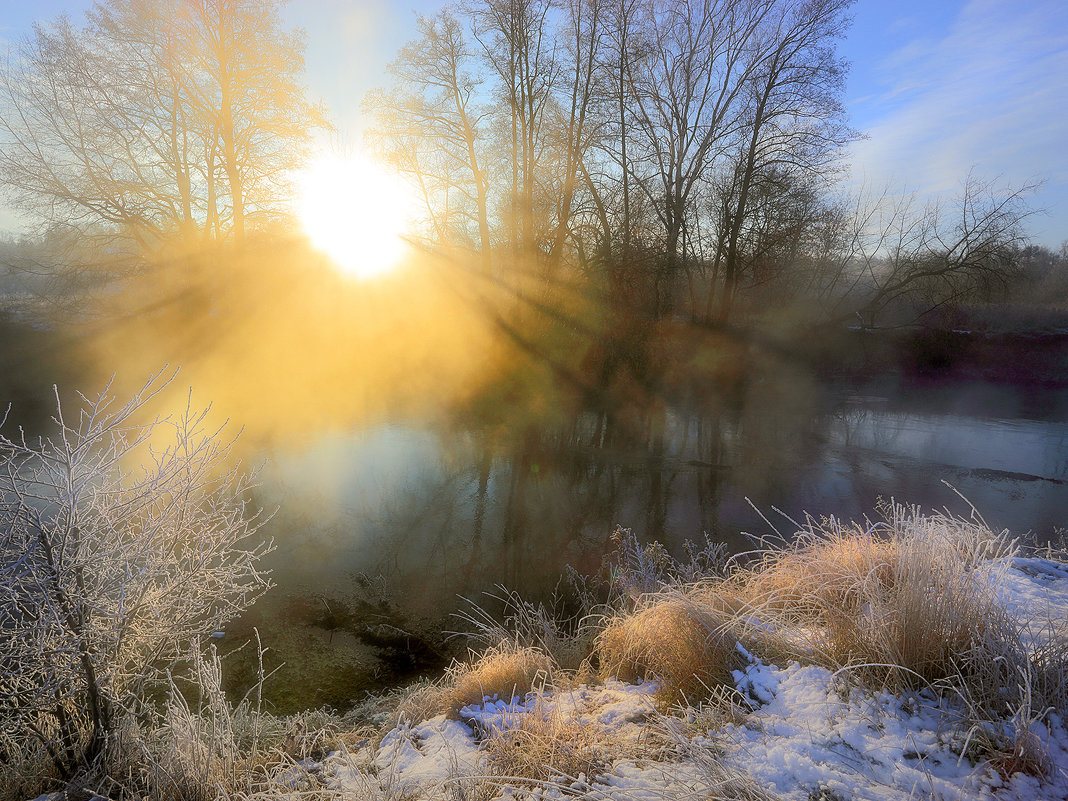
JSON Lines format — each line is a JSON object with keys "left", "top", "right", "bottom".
{"left": 227, "top": 347, "right": 1068, "bottom": 711}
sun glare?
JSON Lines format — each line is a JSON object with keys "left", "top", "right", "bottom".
{"left": 296, "top": 152, "right": 418, "bottom": 279}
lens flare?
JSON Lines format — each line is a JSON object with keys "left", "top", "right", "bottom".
{"left": 296, "top": 151, "right": 419, "bottom": 278}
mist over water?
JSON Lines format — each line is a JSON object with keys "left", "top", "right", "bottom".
{"left": 259, "top": 369, "right": 1068, "bottom": 596}
{"left": 228, "top": 325, "right": 1068, "bottom": 710}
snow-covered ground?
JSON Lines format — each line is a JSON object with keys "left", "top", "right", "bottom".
{"left": 305, "top": 557, "right": 1068, "bottom": 801}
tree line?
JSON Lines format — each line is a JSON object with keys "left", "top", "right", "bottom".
{"left": 0, "top": 0, "right": 1050, "bottom": 331}
{"left": 366, "top": 0, "right": 1042, "bottom": 326}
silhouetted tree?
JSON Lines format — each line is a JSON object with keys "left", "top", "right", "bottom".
{"left": 711, "top": 0, "right": 855, "bottom": 322}
{"left": 623, "top": 0, "right": 774, "bottom": 316}
{"left": 467, "top": 0, "right": 562, "bottom": 266}
{"left": 543, "top": 0, "right": 608, "bottom": 278}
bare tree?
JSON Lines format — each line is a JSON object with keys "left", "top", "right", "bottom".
{"left": 0, "top": 0, "right": 323, "bottom": 258}
{"left": 0, "top": 372, "right": 272, "bottom": 781}
{"left": 366, "top": 9, "right": 494, "bottom": 269}
{"left": 472, "top": 0, "right": 559, "bottom": 260}
{"left": 542, "top": 0, "right": 608, "bottom": 276}
{"left": 0, "top": 14, "right": 187, "bottom": 258}
{"left": 359, "top": 0, "right": 887, "bottom": 332}
{"left": 711, "top": 0, "right": 855, "bottom": 321}
{"left": 172, "top": 0, "right": 324, "bottom": 244}
{"left": 821, "top": 175, "right": 1040, "bottom": 326}
{"left": 625, "top": 0, "right": 773, "bottom": 316}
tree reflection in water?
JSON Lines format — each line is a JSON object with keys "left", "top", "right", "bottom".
{"left": 226, "top": 341, "right": 1068, "bottom": 711}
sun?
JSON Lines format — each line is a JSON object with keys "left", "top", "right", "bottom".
{"left": 296, "top": 151, "right": 419, "bottom": 278}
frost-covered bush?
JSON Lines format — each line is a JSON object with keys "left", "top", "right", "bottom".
{"left": 599, "top": 526, "right": 729, "bottom": 605}
{"left": 0, "top": 374, "right": 272, "bottom": 786}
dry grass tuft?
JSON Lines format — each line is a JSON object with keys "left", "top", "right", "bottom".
{"left": 391, "top": 679, "right": 454, "bottom": 729}
{"left": 689, "top": 757, "right": 787, "bottom": 801}
{"left": 989, "top": 726, "right": 1053, "bottom": 782}
{"left": 821, "top": 546, "right": 1015, "bottom": 688}
{"left": 597, "top": 594, "right": 746, "bottom": 704}
{"left": 447, "top": 645, "right": 552, "bottom": 715}
{"left": 1027, "top": 639, "right": 1068, "bottom": 719}
{"left": 740, "top": 527, "right": 897, "bottom": 619}
{"left": 482, "top": 697, "right": 606, "bottom": 784}
{"left": 0, "top": 737, "right": 58, "bottom": 801}
{"left": 88, "top": 647, "right": 369, "bottom": 801}
{"left": 393, "top": 645, "right": 553, "bottom": 726}
{"left": 731, "top": 504, "right": 1022, "bottom": 693}
{"left": 148, "top": 701, "right": 239, "bottom": 801}
{"left": 650, "top": 708, "right": 785, "bottom": 801}
{"left": 677, "top": 684, "right": 754, "bottom": 737}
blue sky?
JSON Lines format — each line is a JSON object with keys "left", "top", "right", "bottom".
{"left": 2, "top": 0, "right": 1066, "bottom": 247}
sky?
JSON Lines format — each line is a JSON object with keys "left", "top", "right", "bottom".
{"left": 1, "top": 0, "right": 1066, "bottom": 247}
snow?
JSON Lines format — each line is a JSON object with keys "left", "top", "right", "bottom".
{"left": 458, "top": 679, "right": 660, "bottom": 742}
{"left": 311, "top": 557, "right": 1068, "bottom": 801}
{"left": 722, "top": 663, "right": 997, "bottom": 799}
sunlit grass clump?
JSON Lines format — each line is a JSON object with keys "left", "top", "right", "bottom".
{"left": 596, "top": 595, "right": 746, "bottom": 704}
{"left": 393, "top": 643, "right": 553, "bottom": 726}
{"left": 516, "top": 501, "right": 1068, "bottom": 737}
{"left": 733, "top": 504, "right": 1021, "bottom": 692}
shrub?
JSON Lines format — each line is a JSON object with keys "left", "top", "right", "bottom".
{"left": 0, "top": 374, "right": 272, "bottom": 789}
{"left": 456, "top": 584, "right": 598, "bottom": 672}
{"left": 594, "top": 526, "right": 730, "bottom": 609}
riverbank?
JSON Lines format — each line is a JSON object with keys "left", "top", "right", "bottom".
{"left": 831, "top": 325, "right": 1068, "bottom": 387}
{"left": 216, "top": 319, "right": 1068, "bottom": 715}
{"left": 290, "top": 512, "right": 1068, "bottom": 801}
{"left": 18, "top": 506, "right": 1068, "bottom": 801}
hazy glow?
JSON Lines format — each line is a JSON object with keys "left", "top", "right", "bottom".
{"left": 297, "top": 152, "right": 418, "bottom": 278}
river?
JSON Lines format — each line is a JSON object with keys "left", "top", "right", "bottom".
{"left": 224, "top": 335, "right": 1068, "bottom": 711}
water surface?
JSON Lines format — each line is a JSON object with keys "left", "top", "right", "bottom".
{"left": 229, "top": 358, "right": 1068, "bottom": 710}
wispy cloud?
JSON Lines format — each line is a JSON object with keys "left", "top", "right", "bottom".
{"left": 847, "top": 0, "right": 1068, "bottom": 242}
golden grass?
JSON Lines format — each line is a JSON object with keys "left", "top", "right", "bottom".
{"left": 391, "top": 680, "right": 452, "bottom": 729}
{"left": 456, "top": 585, "right": 601, "bottom": 673}
{"left": 482, "top": 697, "right": 606, "bottom": 784}
{"left": 740, "top": 530, "right": 897, "bottom": 619}
{"left": 0, "top": 743, "right": 57, "bottom": 801}
{"left": 394, "top": 645, "right": 553, "bottom": 726}
{"left": 448, "top": 645, "right": 552, "bottom": 714}
{"left": 729, "top": 505, "right": 1021, "bottom": 693}
{"left": 590, "top": 505, "right": 1028, "bottom": 708}
{"left": 596, "top": 594, "right": 745, "bottom": 704}
{"left": 822, "top": 541, "right": 1013, "bottom": 687}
